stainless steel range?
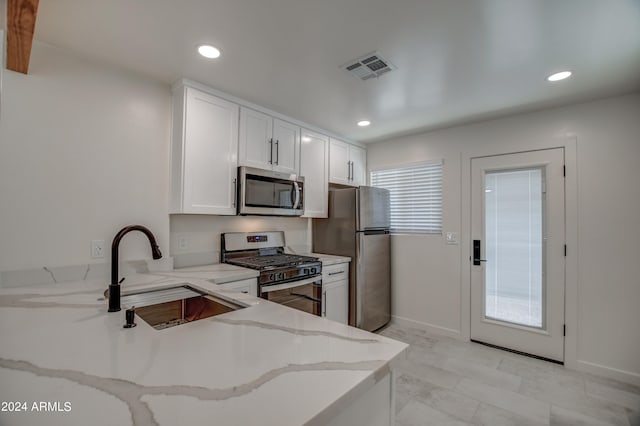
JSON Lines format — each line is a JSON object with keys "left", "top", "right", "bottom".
{"left": 221, "top": 231, "right": 322, "bottom": 315}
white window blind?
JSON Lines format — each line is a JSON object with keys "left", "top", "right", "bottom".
{"left": 370, "top": 161, "right": 443, "bottom": 234}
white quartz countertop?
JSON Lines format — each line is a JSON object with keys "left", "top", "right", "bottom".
{"left": 0, "top": 266, "right": 406, "bottom": 426}
{"left": 308, "top": 253, "right": 351, "bottom": 266}
{"left": 162, "top": 262, "right": 260, "bottom": 284}
{"left": 281, "top": 252, "right": 351, "bottom": 266}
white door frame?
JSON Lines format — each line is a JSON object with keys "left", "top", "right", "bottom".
{"left": 460, "top": 137, "right": 578, "bottom": 369}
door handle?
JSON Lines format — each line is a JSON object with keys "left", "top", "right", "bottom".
{"left": 473, "top": 239, "right": 488, "bottom": 265}
{"left": 275, "top": 140, "right": 279, "bottom": 165}
{"left": 268, "top": 138, "right": 273, "bottom": 164}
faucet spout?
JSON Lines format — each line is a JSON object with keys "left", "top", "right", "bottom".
{"left": 108, "top": 225, "right": 162, "bottom": 312}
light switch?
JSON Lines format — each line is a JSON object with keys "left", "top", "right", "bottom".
{"left": 445, "top": 232, "right": 458, "bottom": 245}
{"left": 178, "top": 237, "right": 188, "bottom": 250}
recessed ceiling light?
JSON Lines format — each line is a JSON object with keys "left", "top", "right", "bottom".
{"left": 357, "top": 120, "right": 371, "bottom": 127}
{"left": 547, "top": 71, "right": 572, "bottom": 82}
{"left": 301, "top": 136, "right": 312, "bottom": 142}
{"left": 198, "top": 45, "right": 221, "bottom": 59}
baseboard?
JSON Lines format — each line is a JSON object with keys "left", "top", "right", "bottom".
{"left": 390, "top": 315, "right": 462, "bottom": 340}
{"left": 576, "top": 359, "right": 640, "bottom": 387}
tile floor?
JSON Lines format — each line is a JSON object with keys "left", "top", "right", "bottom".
{"left": 377, "top": 324, "right": 640, "bottom": 426}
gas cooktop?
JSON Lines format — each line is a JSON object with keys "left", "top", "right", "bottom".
{"left": 226, "top": 254, "right": 319, "bottom": 270}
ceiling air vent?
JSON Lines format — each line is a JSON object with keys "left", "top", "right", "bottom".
{"left": 342, "top": 52, "right": 396, "bottom": 81}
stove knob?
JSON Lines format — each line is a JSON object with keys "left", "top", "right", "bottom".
{"left": 277, "top": 272, "right": 284, "bottom": 280}
{"left": 303, "top": 268, "right": 309, "bottom": 275}
{"left": 268, "top": 273, "right": 275, "bottom": 281}
{"left": 310, "top": 267, "right": 316, "bottom": 275}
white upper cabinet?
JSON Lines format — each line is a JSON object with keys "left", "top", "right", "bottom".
{"left": 239, "top": 107, "right": 300, "bottom": 174}
{"left": 238, "top": 108, "right": 272, "bottom": 170}
{"left": 349, "top": 144, "right": 367, "bottom": 186}
{"left": 170, "top": 86, "right": 239, "bottom": 215}
{"left": 329, "top": 139, "right": 350, "bottom": 184}
{"left": 300, "top": 129, "right": 329, "bottom": 218}
{"left": 329, "top": 138, "right": 367, "bottom": 187}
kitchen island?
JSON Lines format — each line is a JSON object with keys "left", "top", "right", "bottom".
{"left": 0, "top": 265, "right": 407, "bottom": 425}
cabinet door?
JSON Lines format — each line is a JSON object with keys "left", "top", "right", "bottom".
{"left": 349, "top": 145, "right": 367, "bottom": 187}
{"left": 239, "top": 107, "right": 273, "bottom": 169}
{"left": 329, "top": 138, "right": 350, "bottom": 185}
{"left": 218, "top": 278, "right": 257, "bottom": 296}
{"left": 301, "top": 129, "right": 329, "bottom": 218}
{"left": 272, "top": 119, "right": 300, "bottom": 174}
{"left": 182, "top": 87, "right": 239, "bottom": 214}
{"left": 324, "top": 280, "right": 349, "bottom": 324}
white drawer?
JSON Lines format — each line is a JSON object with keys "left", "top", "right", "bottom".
{"left": 322, "top": 262, "right": 349, "bottom": 284}
{"left": 217, "top": 278, "right": 257, "bottom": 296}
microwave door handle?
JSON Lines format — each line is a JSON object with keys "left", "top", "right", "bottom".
{"left": 292, "top": 181, "right": 301, "bottom": 209}
{"left": 233, "top": 178, "right": 237, "bottom": 208}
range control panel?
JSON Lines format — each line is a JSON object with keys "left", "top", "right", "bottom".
{"left": 260, "top": 263, "right": 322, "bottom": 286}
{"left": 247, "top": 235, "right": 268, "bottom": 243}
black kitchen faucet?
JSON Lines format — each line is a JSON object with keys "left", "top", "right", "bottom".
{"left": 108, "top": 225, "right": 162, "bottom": 312}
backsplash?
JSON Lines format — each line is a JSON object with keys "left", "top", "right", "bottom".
{"left": 170, "top": 215, "right": 312, "bottom": 268}
{"left": 0, "top": 257, "right": 174, "bottom": 288}
{"left": 1, "top": 216, "right": 311, "bottom": 287}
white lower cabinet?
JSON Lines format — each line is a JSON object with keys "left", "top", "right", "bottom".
{"left": 217, "top": 278, "right": 257, "bottom": 296}
{"left": 322, "top": 262, "right": 349, "bottom": 324}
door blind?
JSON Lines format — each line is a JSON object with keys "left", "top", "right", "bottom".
{"left": 370, "top": 161, "right": 443, "bottom": 234}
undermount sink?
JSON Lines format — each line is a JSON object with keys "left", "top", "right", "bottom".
{"left": 121, "top": 285, "right": 244, "bottom": 330}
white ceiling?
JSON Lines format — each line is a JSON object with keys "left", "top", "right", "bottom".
{"left": 31, "top": 0, "right": 640, "bottom": 143}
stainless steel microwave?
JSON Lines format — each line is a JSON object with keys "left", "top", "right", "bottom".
{"left": 237, "top": 166, "right": 304, "bottom": 216}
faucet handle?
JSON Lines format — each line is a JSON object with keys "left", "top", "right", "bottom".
{"left": 123, "top": 306, "right": 137, "bottom": 328}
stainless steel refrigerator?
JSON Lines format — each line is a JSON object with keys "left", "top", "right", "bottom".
{"left": 313, "top": 186, "right": 391, "bottom": 331}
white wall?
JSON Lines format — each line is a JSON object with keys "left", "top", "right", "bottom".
{"left": 368, "top": 92, "right": 640, "bottom": 383}
{"left": 0, "top": 41, "right": 172, "bottom": 271}
{"left": 0, "top": 41, "right": 313, "bottom": 279}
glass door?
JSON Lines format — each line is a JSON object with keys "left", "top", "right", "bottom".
{"left": 470, "top": 148, "right": 565, "bottom": 362}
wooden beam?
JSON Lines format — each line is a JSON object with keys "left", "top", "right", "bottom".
{"left": 6, "top": 0, "right": 39, "bottom": 74}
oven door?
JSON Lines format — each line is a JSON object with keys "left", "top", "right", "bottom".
{"left": 238, "top": 167, "right": 304, "bottom": 216}
{"left": 260, "top": 276, "right": 322, "bottom": 316}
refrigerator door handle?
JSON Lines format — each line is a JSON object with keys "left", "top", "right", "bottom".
{"left": 355, "top": 232, "right": 363, "bottom": 326}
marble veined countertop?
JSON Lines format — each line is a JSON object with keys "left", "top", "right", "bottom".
{"left": 0, "top": 265, "right": 406, "bottom": 426}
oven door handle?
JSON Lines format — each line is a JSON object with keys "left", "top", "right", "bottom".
{"left": 290, "top": 292, "right": 321, "bottom": 303}
{"left": 292, "top": 181, "right": 301, "bottom": 210}
{"left": 260, "top": 276, "right": 321, "bottom": 293}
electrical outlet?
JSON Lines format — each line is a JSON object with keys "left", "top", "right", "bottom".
{"left": 178, "top": 237, "right": 188, "bottom": 250}
{"left": 91, "top": 240, "right": 105, "bottom": 258}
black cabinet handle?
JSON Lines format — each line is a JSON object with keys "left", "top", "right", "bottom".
{"left": 275, "top": 140, "right": 279, "bottom": 165}
{"left": 269, "top": 138, "right": 273, "bottom": 164}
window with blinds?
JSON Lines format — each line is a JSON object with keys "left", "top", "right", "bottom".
{"left": 370, "top": 161, "right": 443, "bottom": 234}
